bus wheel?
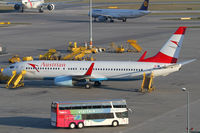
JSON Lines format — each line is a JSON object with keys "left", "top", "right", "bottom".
{"left": 77, "top": 122, "right": 84, "bottom": 129}
{"left": 112, "top": 120, "right": 118, "bottom": 127}
{"left": 69, "top": 122, "right": 76, "bottom": 129}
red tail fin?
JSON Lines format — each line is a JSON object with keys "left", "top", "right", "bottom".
{"left": 138, "top": 27, "right": 187, "bottom": 63}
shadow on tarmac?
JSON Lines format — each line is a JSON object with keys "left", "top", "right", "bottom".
{"left": 100, "top": 85, "right": 139, "bottom": 92}
{"left": 0, "top": 10, "right": 15, "bottom": 13}
{"left": 0, "top": 116, "right": 53, "bottom": 129}
{"left": 24, "top": 80, "right": 56, "bottom": 88}
{"left": 56, "top": 19, "right": 89, "bottom": 23}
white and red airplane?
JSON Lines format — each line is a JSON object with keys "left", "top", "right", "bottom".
{"left": 2, "top": 27, "right": 195, "bottom": 89}
{"left": 0, "top": 0, "right": 55, "bottom": 12}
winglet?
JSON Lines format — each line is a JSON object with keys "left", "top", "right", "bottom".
{"left": 85, "top": 63, "right": 95, "bottom": 76}
{"left": 138, "top": 51, "right": 147, "bottom": 61}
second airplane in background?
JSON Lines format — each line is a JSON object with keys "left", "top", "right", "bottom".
{"left": 0, "top": 0, "right": 55, "bottom": 13}
{"left": 90, "top": 0, "right": 150, "bottom": 22}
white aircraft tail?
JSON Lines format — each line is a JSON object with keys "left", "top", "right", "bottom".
{"left": 138, "top": 27, "right": 187, "bottom": 63}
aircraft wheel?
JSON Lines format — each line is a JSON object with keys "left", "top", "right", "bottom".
{"left": 85, "top": 83, "right": 91, "bottom": 89}
{"left": 39, "top": 8, "right": 44, "bottom": 13}
{"left": 122, "top": 18, "right": 127, "bottom": 22}
{"left": 21, "top": 5, "right": 25, "bottom": 12}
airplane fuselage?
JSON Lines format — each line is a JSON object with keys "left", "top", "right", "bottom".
{"left": 92, "top": 9, "right": 150, "bottom": 19}
{"left": 3, "top": 60, "right": 180, "bottom": 81}
{"left": 22, "top": 0, "right": 44, "bottom": 9}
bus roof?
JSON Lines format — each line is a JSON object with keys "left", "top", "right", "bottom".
{"left": 52, "top": 99, "right": 126, "bottom": 105}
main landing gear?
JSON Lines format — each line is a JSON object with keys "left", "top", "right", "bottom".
{"left": 84, "top": 81, "right": 101, "bottom": 89}
{"left": 85, "top": 83, "right": 92, "bottom": 89}
{"left": 39, "top": 7, "right": 44, "bottom": 13}
{"left": 122, "top": 18, "right": 127, "bottom": 22}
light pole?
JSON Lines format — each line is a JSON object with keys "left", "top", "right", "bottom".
{"left": 181, "top": 87, "right": 190, "bottom": 133}
{"left": 89, "top": 0, "right": 93, "bottom": 49}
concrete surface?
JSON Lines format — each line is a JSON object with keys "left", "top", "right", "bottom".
{"left": 0, "top": 3, "right": 200, "bottom": 133}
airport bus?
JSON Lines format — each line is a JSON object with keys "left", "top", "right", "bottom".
{"left": 51, "top": 99, "right": 129, "bottom": 129}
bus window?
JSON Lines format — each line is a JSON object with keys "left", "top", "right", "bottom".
{"left": 82, "top": 113, "right": 114, "bottom": 120}
{"left": 113, "top": 105, "right": 127, "bottom": 108}
{"left": 116, "top": 111, "right": 128, "bottom": 118}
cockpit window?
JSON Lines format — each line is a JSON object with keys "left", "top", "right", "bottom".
{"left": 9, "top": 66, "right": 15, "bottom": 69}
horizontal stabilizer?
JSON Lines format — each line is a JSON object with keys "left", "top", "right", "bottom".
{"left": 178, "top": 59, "right": 196, "bottom": 66}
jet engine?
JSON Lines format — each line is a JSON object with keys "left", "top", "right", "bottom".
{"left": 14, "top": 4, "right": 21, "bottom": 10}
{"left": 47, "top": 4, "right": 55, "bottom": 11}
{"left": 98, "top": 16, "right": 107, "bottom": 22}
{"left": 54, "top": 76, "right": 74, "bottom": 86}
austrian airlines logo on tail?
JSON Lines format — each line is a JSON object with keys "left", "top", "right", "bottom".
{"left": 28, "top": 63, "right": 39, "bottom": 72}
{"left": 170, "top": 40, "right": 179, "bottom": 47}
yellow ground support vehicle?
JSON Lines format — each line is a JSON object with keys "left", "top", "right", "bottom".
{"left": 140, "top": 72, "right": 155, "bottom": 93}
{"left": 74, "top": 51, "right": 86, "bottom": 60}
{"left": 39, "top": 49, "right": 61, "bottom": 60}
{"left": 62, "top": 50, "right": 81, "bottom": 60}
{"left": 85, "top": 56, "right": 95, "bottom": 61}
{"left": 127, "top": 40, "right": 142, "bottom": 52}
{"left": 22, "top": 56, "right": 34, "bottom": 61}
{"left": 68, "top": 42, "right": 98, "bottom": 54}
{"left": 6, "top": 70, "right": 26, "bottom": 88}
{"left": 9, "top": 55, "right": 21, "bottom": 63}
{"left": 0, "top": 22, "right": 11, "bottom": 24}
{"left": 110, "top": 42, "right": 125, "bottom": 53}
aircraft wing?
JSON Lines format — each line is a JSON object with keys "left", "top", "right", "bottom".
{"left": 55, "top": 63, "right": 95, "bottom": 81}
{"left": 72, "top": 62, "right": 95, "bottom": 80}
{"left": 54, "top": 63, "right": 97, "bottom": 87}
